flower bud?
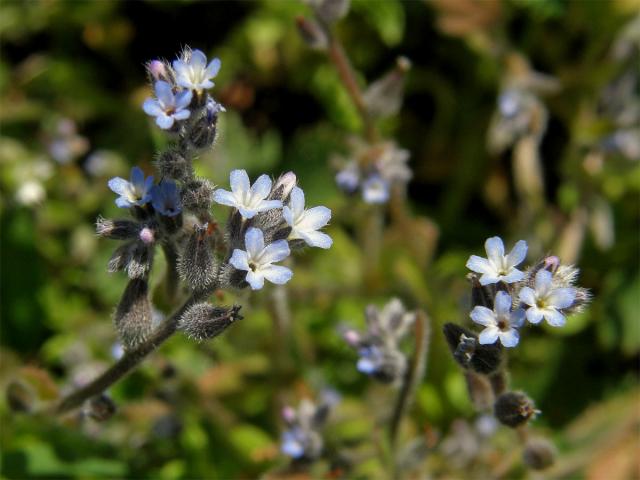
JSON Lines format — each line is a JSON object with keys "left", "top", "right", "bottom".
{"left": 179, "top": 303, "right": 242, "bottom": 341}
{"left": 139, "top": 226, "right": 155, "bottom": 245}
{"left": 6, "top": 380, "right": 35, "bottom": 413}
{"left": 295, "top": 16, "right": 328, "bottom": 50}
{"left": 312, "top": 0, "right": 350, "bottom": 24}
{"left": 177, "top": 224, "right": 218, "bottom": 293}
{"left": 114, "top": 278, "right": 153, "bottom": 351}
{"left": 522, "top": 438, "right": 556, "bottom": 470}
{"left": 494, "top": 391, "right": 538, "bottom": 428}
{"left": 87, "top": 394, "right": 117, "bottom": 421}
{"left": 362, "top": 56, "right": 411, "bottom": 119}
{"left": 154, "top": 148, "right": 192, "bottom": 182}
{"left": 107, "top": 242, "right": 133, "bottom": 273}
{"left": 96, "top": 216, "right": 140, "bottom": 240}
{"left": 126, "top": 241, "right": 154, "bottom": 280}
{"left": 181, "top": 178, "right": 215, "bottom": 214}
{"left": 269, "top": 171, "right": 297, "bottom": 202}
{"left": 183, "top": 99, "right": 222, "bottom": 150}
{"left": 146, "top": 59, "right": 174, "bottom": 84}
{"left": 443, "top": 323, "right": 503, "bottom": 375}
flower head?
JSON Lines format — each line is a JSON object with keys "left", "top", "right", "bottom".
{"left": 108, "top": 166, "right": 154, "bottom": 208}
{"left": 213, "top": 169, "right": 282, "bottom": 219}
{"left": 173, "top": 49, "right": 221, "bottom": 91}
{"left": 362, "top": 174, "right": 390, "bottom": 204}
{"left": 466, "top": 236, "right": 527, "bottom": 285}
{"left": 229, "top": 227, "right": 292, "bottom": 290}
{"left": 150, "top": 180, "right": 182, "bottom": 217}
{"left": 142, "top": 81, "right": 192, "bottom": 130}
{"left": 519, "top": 269, "right": 576, "bottom": 327}
{"left": 283, "top": 187, "right": 332, "bottom": 249}
{"left": 470, "top": 291, "right": 525, "bottom": 348}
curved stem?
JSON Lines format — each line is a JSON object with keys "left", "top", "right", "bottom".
{"left": 52, "top": 294, "right": 200, "bottom": 415}
{"left": 162, "top": 241, "right": 180, "bottom": 304}
{"left": 389, "top": 310, "right": 431, "bottom": 460}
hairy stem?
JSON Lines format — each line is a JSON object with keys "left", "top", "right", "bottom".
{"left": 389, "top": 310, "right": 431, "bottom": 459}
{"left": 162, "top": 241, "right": 180, "bottom": 304}
{"left": 52, "top": 294, "right": 200, "bottom": 415}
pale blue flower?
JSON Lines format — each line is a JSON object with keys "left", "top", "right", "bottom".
{"left": 470, "top": 291, "right": 525, "bottom": 348}
{"left": 108, "top": 166, "right": 154, "bottom": 208}
{"left": 229, "top": 227, "right": 292, "bottom": 290}
{"left": 335, "top": 164, "right": 360, "bottom": 193}
{"left": 283, "top": 187, "right": 332, "bottom": 249}
{"left": 150, "top": 180, "right": 182, "bottom": 217}
{"left": 362, "top": 174, "right": 390, "bottom": 204}
{"left": 143, "top": 81, "right": 192, "bottom": 130}
{"left": 213, "top": 169, "right": 282, "bottom": 219}
{"left": 466, "top": 236, "right": 527, "bottom": 285}
{"left": 519, "top": 269, "right": 576, "bottom": 327}
{"left": 173, "top": 49, "right": 221, "bottom": 91}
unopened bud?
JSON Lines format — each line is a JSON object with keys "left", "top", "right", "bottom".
{"left": 139, "top": 226, "right": 155, "bottom": 245}
{"left": 6, "top": 380, "right": 35, "bottom": 413}
{"left": 494, "top": 391, "right": 538, "bottom": 428}
{"left": 155, "top": 148, "right": 192, "bottom": 182}
{"left": 178, "top": 224, "right": 218, "bottom": 293}
{"left": 313, "top": 0, "right": 350, "bottom": 24}
{"left": 87, "top": 394, "right": 117, "bottom": 421}
{"left": 108, "top": 242, "right": 134, "bottom": 273}
{"left": 296, "top": 16, "right": 328, "bottom": 50}
{"left": 363, "top": 56, "right": 411, "bottom": 119}
{"left": 522, "top": 437, "right": 556, "bottom": 470}
{"left": 443, "top": 323, "right": 503, "bottom": 375}
{"left": 114, "top": 279, "right": 153, "bottom": 351}
{"left": 126, "top": 242, "right": 154, "bottom": 279}
{"left": 179, "top": 303, "right": 242, "bottom": 341}
{"left": 181, "top": 178, "right": 215, "bottom": 214}
{"left": 184, "top": 99, "right": 221, "bottom": 150}
{"left": 269, "top": 171, "right": 297, "bottom": 202}
{"left": 96, "top": 216, "right": 140, "bottom": 240}
{"left": 146, "top": 59, "right": 174, "bottom": 84}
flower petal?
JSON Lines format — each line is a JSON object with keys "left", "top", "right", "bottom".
{"left": 548, "top": 288, "right": 576, "bottom": 309}
{"left": 244, "top": 227, "right": 265, "bottom": 257}
{"left": 466, "top": 255, "right": 494, "bottom": 275}
{"left": 479, "top": 273, "right": 500, "bottom": 285}
{"left": 250, "top": 174, "right": 273, "bottom": 200}
{"left": 155, "top": 114, "right": 174, "bottom": 130}
{"left": 245, "top": 270, "right": 264, "bottom": 290}
{"left": 526, "top": 307, "right": 544, "bottom": 324}
{"left": 510, "top": 308, "right": 526, "bottom": 328}
{"left": 506, "top": 239, "right": 528, "bottom": 268}
{"left": 282, "top": 206, "right": 294, "bottom": 227}
{"left": 494, "top": 291, "right": 512, "bottom": 316}
{"left": 108, "top": 177, "right": 129, "bottom": 195}
{"left": 261, "top": 265, "right": 293, "bottom": 285}
{"left": 229, "top": 169, "right": 250, "bottom": 195}
{"left": 172, "top": 109, "right": 191, "bottom": 121}
{"left": 190, "top": 49, "right": 207, "bottom": 69}
{"left": 498, "top": 328, "right": 519, "bottom": 348}
{"left": 297, "top": 206, "right": 331, "bottom": 231}
{"left": 289, "top": 187, "right": 305, "bottom": 219}
{"left": 478, "top": 327, "right": 500, "bottom": 345}
{"left": 142, "top": 98, "right": 163, "bottom": 116}
{"left": 205, "top": 58, "right": 221, "bottom": 78}
{"left": 229, "top": 249, "right": 250, "bottom": 271}
{"left": 484, "top": 236, "right": 505, "bottom": 266}
{"left": 302, "top": 230, "right": 333, "bottom": 249}
{"left": 154, "top": 81, "right": 174, "bottom": 107}
{"left": 260, "top": 239, "right": 290, "bottom": 264}
{"left": 254, "top": 199, "right": 282, "bottom": 213}
{"left": 238, "top": 207, "right": 258, "bottom": 219}
{"left": 213, "top": 189, "right": 237, "bottom": 207}
{"left": 115, "top": 196, "right": 132, "bottom": 208}
{"left": 519, "top": 286, "right": 537, "bottom": 307}
{"left": 500, "top": 268, "right": 524, "bottom": 284}
{"left": 544, "top": 309, "right": 566, "bottom": 327}
{"left": 470, "top": 306, "right": 496, "bottom": 327}
{"left": 534, "top": 269, "right": 553, "bottom": 293}
{"left": 357, "top": 357, "right": 377, "bottom": 374}
{"left": 175, "top": 89, "right": 193, "bottom": 109}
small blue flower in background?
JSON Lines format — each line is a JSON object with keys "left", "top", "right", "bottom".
{"left": 150, "top": 180, "right": 182, "bottom": 217}
{"left": 143, "top": 81, "right": 192, "bottom": 130}
{"left": 108, "top": 166, "right": 154, "bottom": 208}
{"left": 335, "top": 164, "right": 360, "bottom": 193}
{"left": 361, "top": 174, "right": 390, "bottom": 204}
{"left": 173, "top": 49, "right": 221, "bottom": 91}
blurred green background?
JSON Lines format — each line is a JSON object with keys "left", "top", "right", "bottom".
{"left": 1, "top": 0, "right": 638, "bottom": 478}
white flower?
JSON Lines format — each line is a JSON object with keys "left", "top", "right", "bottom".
{"left": 283, "top": 187, "right": 332, "bottom": 249}
{"left": 470, "top": 291, "right": 525, "bottom": 348}
{"left": 142, "top": 81, "right": 192, "bottom": 130}
{"left": 173, "top": 49, "right": 221, "bottom": 91}
{"left": 466, "top": 236, "right": 527, "bottom": 285}
{"left": 229, "top": 227, "right": 292, "bottom": 290}
{"left": 519, "top": 269, "right": 576, "bottom": 327}
{"left": 213, "top": 169, "right": 282, "bottom": 219}
{"left": 362, "top": 174, "right": 390, "bottom": 204}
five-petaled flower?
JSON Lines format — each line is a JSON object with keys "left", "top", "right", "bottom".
{"left": 173, "top": 49, "right": 221, "bottom": 91}
{"left": 213, "top": 169, "right": 282, "bottom": 219}
{"left": 283, "top": 187, "right": 332, "bottom": 249}
{"left": 470, "top": 291, "right": 525, "bottom": 348}
{"left": 361, "top": 174, "right": 390, "bottom": 204}
{"left": 466, "top": 236, "right": 527, "bottom": 285}
{"left": 108, "top": 166, "right": 154, "bottom": 208}
{"left": 150, "top": 180, "right": 182, "bottom": 217}
{"left": 229, "top": 227, "right": 292, "bottom": 290}
{"left": 142, "top": 81, "right": 192, "bottom": 130}
{"left": 519, "top": 269, "right": 576, "bottom": 327}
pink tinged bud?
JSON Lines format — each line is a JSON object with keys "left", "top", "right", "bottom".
{"left": 139, "top": 227, "right": 155, "bottom": 245}
{"left": 147, "top": 60, "right": 168, "bottom": 82}
{"left": 343, "top": 330, "right": 361, "bottom": 346}
{"left": 272, "top": 171, "right": 297, "bottom": 201}
{"left": 543, "top": 256, "right": 560, "bottom": 273}
{"left": 282, "top": 406, "right": 296, "bottom": 423}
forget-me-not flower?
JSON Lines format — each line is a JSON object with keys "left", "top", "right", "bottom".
{"left": 213, "top": 169, "right": 282, "bottom": 219}
{"left": 229, "top": 227, "right": 292, "bottom": 290}
{"left": 173, "top": 49, "right": 221, "bottom": 91}
{"left": 108, "top": 166, "right": 154, "bottom": 208}
{"left": 470, "top": 291, "right": 525, "bottom": 348}
{"left": 362, "top": 174, "right": 390, "bottom": 204}
{"left": 283, "top": 187, "right": 332, "bottom": 249}
{"left": 519, "top": 269, "right": 576, "bottom": 327}
{"left": 466, "top": 236, "right": 527, "bottom": 285}
{"left": 142, "top": 81, "right": 192, "bottom": 130}
{"left": 150, "top": 180, "right": 182, "bottom": 217}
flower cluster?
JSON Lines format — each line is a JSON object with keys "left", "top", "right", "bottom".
{"left": 334, "top": 140, "right": 412, "bottom": 204}
{"left": 97, "top": 47, "right": 332, "bottom": 352}
{"left": 280, "top": 392, "right": 338, "bottom": 462}
{"left": 341, "top": 298, "right": 415, "bottom": 383}
{"left": 462, "top": 236, "right": 589, "bottom": 349}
